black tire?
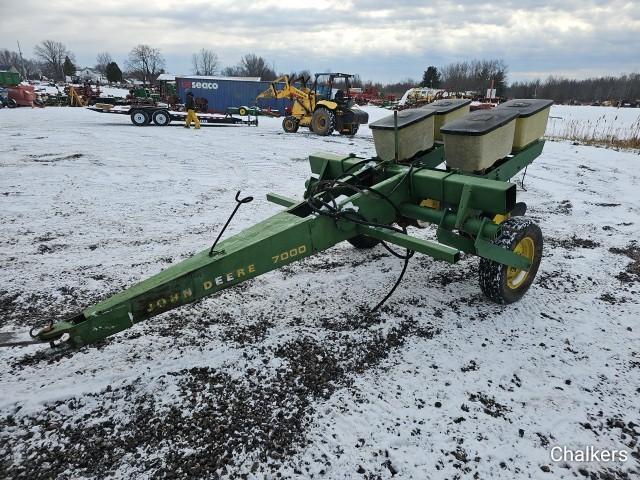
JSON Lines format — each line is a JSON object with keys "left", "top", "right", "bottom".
{"left": 511, "top": 202, "right": 527, "bottom": 217}
{"left": 130, "top": 109, "right": 150, "bottom": 126}
{"left": 238, "top": 106, "right": 248, "bottom": 116}
{"left": 7, "top": 98, "right": 17, "bottom": 108}
{"left": 347, "top": 235, "right": 380, "bottom": 249}
{"left": 152, "top": 109, "right": 171, "bottom": 126}
{"left": 479, "top": 217, "right": 543, "bottom": 304}
{"left": 311, "top": 107, "right": 335, "bottom": 136}
{"left": 282, "top": 116, "right": 299, "bottom": 133}
{"left": 340, "top": 125, "right": 359, "bottom": 136}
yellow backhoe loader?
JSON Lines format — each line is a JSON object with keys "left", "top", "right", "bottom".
{"left": 256, "top": 73, "right": 369, "bottom": 136}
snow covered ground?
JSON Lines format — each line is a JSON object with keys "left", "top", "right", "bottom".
{"left": 0, "top": 106, "right": 638, "bottom": 479}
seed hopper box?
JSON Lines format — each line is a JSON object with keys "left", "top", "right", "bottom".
{"left": 496, "top": 99, "right": 553, "bottom": 150}
{"left": 370, "top": 109, "right": 435, "bottom": 161}
{"left": 441, "top": 109, "right": 519, "bottom": 172}
{"left": 420, "top": 99, "right": 472, "bottom": 141}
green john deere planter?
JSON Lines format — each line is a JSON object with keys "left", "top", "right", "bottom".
{"left": 29, "top": 103, "right": 551, "bottom": 349}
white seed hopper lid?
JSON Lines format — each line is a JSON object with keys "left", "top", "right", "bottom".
{"left": 497, "top": 99, "right": 553, "bottom": 117}
{"left": 420, "top": 98, "right": 472, "bottom": 114}
{"left": 369, "top": 109, "right": 435, "bottom": 131}
{"left": 440, "top": 109, "right": 519, "bottom": 136}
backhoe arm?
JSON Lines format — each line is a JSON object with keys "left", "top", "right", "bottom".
{"left": 256, "top": 75, "right": 312, "bottom": 104}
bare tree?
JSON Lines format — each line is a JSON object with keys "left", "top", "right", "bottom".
{"left": 0, "top": 49, "right": 40, "bottom": 79}
{"left": 285, "top": 69, "right": 312, "bottom": 86}
{"left": 192, "top": 48, "right": 220, "bottom": 76}
{"left": 33, "top": 40, "right": 72, "bottom": 80}
{"left": 440, "top": 59, "right": 508, "bottom": 96}
{"left": 379, "top": 78, "right": 419, "bottom": 97}
{"left": 0, "top": 49, "right": 21, "bottom": 68}
{"left": 95, "top": 52, "right": 113, "bottom": 75}
{"left": 222, "top": 54, "right": 276, "bottom": 80}
{"left": 286, "top": 69, "right": 311, "bottom": 80}
{"left": 125, "top": 44, "right": 165, "bottom": 85}
{"left": 21, "top": 59, "right": 41, "bottom": 79}
{"left": 221, "top": 65, "right": 243, "bottom": 76}
{"left": 241, "top": 54, "right": 276, "bottom": 79}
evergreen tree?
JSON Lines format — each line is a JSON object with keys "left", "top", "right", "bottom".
{"left": 62, "top": 55, "right": 76, "bottom": 77}
{"left": 421, "top": 66, "right": 441, "bottom": 88}
{"left": 105, "top": 62, "right": 123, "bottom": 83}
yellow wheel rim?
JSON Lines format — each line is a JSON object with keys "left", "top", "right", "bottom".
{"left": 506, "top": 236, "right": 535, "bottom": 290}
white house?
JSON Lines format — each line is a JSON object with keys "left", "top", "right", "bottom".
{"left": 76, "top": 67, "right": 104, "bottom": 82}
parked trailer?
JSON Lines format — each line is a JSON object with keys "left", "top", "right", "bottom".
{"left": 87, "top": 104, "right": 258, "bottom": 127}
{"left": 227, "top": 105, "right": 282, "bottom": 117}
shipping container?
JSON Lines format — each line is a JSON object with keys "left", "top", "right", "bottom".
{"left": 176, "top": 76, "right": 292, "bottom": 114}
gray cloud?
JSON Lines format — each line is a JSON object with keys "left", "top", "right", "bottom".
{"left": 1, "top": 0, "right": 638, "bottom": 82}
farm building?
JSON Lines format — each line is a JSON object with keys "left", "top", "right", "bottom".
{"left": 76, "top": 67, "right": 104, "bottom": 83}
{"left": 175, "top": 75, "right": 292, "bottom": 114}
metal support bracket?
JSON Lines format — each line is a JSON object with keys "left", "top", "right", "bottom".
{"left": 436, "top": 227, "right": 476, "bottom": 254}
{"left": 455, "top": 183, "right": 473, "bottom": 229}
{"left": 356, "top": 225, "right": 460, "bottom": 263}
{"left": 474, "top": 237, "right": 531, "bottom": 270}
{"left": 266, "top": 193, "right": 297, "bottom": 208}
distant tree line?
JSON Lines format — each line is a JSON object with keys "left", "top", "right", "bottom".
{"left": 367, "top": 60, "right": 507, "bottom": 99}
{"left": 2, "top": 41, "right": 289, "bottom": 85}
{"left": 1, "top": 40, "right": 168, "bottom": 85}
{"left": 377, "top": 60, "right": 639, "bottom": 105}
{"left": 367, "top": 78, "right": 414, "bottom": 97}
{"left": 3, "top": 42, "right": 639, "bottom": 104}
{"left": 507, "top": 74, "right": 640, "bottom": 104}
{"left": 1, "top": 41, "right": 90, "bottom": 82}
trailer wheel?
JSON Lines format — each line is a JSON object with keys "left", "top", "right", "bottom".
{"left": 348, "top": 234, "right": 380, "bottom": 249}
{"left": 311, "top": 107, "right": 335, "bottom": 136}
{"left": 152, "top": 109, "right": 171, "bottom": 126}
{"left": 130, "top": 110, "right": 150, "bottom": 126}
{"left": 479, "top": 217, "right": 543, "bottom": 304}
{"left": 282, "top": 116, "right": 299, "bottom": 133}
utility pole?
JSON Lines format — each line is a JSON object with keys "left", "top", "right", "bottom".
{"left": 16, "top": 40, "right": 27, "bottom": 80}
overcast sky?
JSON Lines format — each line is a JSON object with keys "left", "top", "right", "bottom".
{"left": 1, "top": 0, "right": 638, "bottom": 83}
